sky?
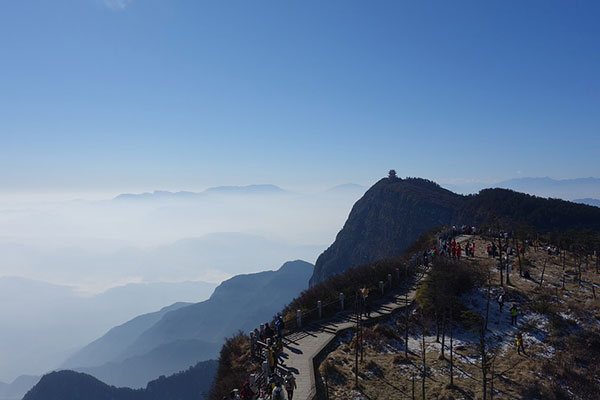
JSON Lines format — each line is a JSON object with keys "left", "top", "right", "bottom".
{"left": 1, "top": 0, "right": 599, "bottom": 195}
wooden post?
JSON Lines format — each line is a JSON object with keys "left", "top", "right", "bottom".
{"left": 379, "top": 281, "right": 384, "bottom": 296}
{"left": 318, "top": 301, "right": 322, "bottom": 319}
{"left": 296, "top": 309, "right": 302, "bottom": 329}
{"left": 340, "top": 293, "right": 345, "bottom": 311}
{"left": 388, "top": 274, "right": 393, "bottom": 290}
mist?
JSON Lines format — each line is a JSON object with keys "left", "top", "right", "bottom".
{"left": 0, "top": 184, "right": 365, "bottom": 382}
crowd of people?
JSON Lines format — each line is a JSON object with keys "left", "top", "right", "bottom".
{"left": 231, "top": 316, "right": 295, "bottom": 399}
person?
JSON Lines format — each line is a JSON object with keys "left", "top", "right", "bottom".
{"left": 271, "top": 381, "right": 285, "bottom": 400}
{"left": 456, "top": 244, "right": 462, "bottom": 260}
{"left": 230, "top": 389, "right": 241, "bottom": 400}
{"left": 423, "top": 250, "right": 429, "bottom": 266}
{"left": 239, "top": 381, "right": 254, "bottom": 400}
{"left": 276, "top": 315, "right": 285, "bottom": 338}
{"left": 264, "top": 322, "right": 274, "bottom": 340}
{"left": 266, "top": 375, "right": 276, "bottom": 397}
{"left": 510, "top": 305, "right": 518, "bottom": 326}
{"left": 516, "top": 332, "right": 526, "bottom": 355}
{"left": 284, "top": 373, "right": 297, "bottom": 400}
{"left": 497, "top": 294, "right": 505, "bottom": 312}
{"left": 268, "top": 342, "right": 278, "bottom": 371}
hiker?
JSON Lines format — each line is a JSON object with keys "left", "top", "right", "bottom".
{"left": 264, "top": 322, "right": 274, "bottom": 340}
{"left": 239, "top": 381, "right": 254, "bottom": 400}
{"left": 267, "top": 374, "right": 276, "bottom": 397}
{"left": 269, "top": 342, "right": 278, "bottom": 371}
{"left": 276, "top": 315, "right": 285, "bottom": 337}
{"left": 516, "top": 332, "right": 526, "bottom": 355}
{"left": 284, "top": 373, "right": 297, "bottom": 400}
{"left": 271, "top": 381, "right": 285, "bottom": 400}
{"left": 456, "top": 244, "right": 462, "bottom": 260}
{"left": 510, "top": 305, "right": 518, "bottom": 326}
{"left": 497, "top": 294, "right": 505, "bottom": 312}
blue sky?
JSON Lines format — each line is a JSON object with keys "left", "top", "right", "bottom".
{"left": 1, "top": 0, "right": 599, "bottom": 194}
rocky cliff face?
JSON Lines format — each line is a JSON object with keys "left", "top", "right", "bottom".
{"left": 309, "top": 178, "right": 461, "bottom": 286}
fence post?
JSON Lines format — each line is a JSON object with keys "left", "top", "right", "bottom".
{"left": 379, "top": 281, "right": 384, "bottom": 295}
{"left": 396, "top": 268, "right": 400, "bottom": 284}
{"left": 318, "top": 300, "right": 322, "bottom": 319}
{"left": 388, "top": 273, "right": 392, "bottom": 289}
{"left": 340, "top": 293, "right": 345, "bottom": 311}
{"left": 297, "top": 309, "right": 302, "bottom": 328}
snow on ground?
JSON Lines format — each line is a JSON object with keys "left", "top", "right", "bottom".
{"left": 460, "top": 287, "right": 555, "bottom": 358}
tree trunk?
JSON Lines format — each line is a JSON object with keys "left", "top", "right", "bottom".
{"left": 498, "top": 236, "right": 504, "bottom": 286}
{"left": 440, "top": 308, "right": 446, "bottom": 360}
{"left": 421, "top": 328, "right": 426, "bottom": 400}
{"left": 449, "top": 308, "right": 454, "bottom": 387}
{"left": 539, "top": 258, "right": 547, "bottom": 287}
{"left": 515, "top": 237, "right": 523, "bottom": 277}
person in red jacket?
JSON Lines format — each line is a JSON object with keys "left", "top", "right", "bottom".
{"left": 239, "top": 381, "right": 254, "bottom": 400}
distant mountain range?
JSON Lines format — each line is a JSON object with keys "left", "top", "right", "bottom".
{"left": 114, "top": 184, "right": 288, "bottom": 201}
{"left": 61, "top": 260, "right": 313, "bottom": 388}
{"left": 62, "top": 303, "right": 191, "bottom": 370}
{"left": 574, "top": 198, "right": 600, "bottom": 208}
{"left": 0, "top": 375, "right": 40, "bottom": 400}
{"left": 22, "top": 360, "right": 218, "bottom": 400}
{"left": 311, "top": 177, "right": 600, "bottom": 285}
{"left": 0, "top": 277, "right": 216, "bottom": 385}
{"left": 443, "top": 177, "right": 600, "bottom": 200}
{"left": 113, "top": 183, "right": 369, "bottom": 201}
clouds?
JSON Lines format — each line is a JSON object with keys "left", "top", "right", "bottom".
{"left": 101, "top": 0, "right": 134, "bottom": 11}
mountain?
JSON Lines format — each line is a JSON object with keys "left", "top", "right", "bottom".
{"left": 0, "top": 277, "right": 216, "bottom": 383}
{"left": 203, "top": 184, "right": 286, "bottom": 195}
{"left": 22, "top": 359, "right": 218, "bottom": 400}
{"left": 114, "top": 185, "right": 286, "bottom": 201}
{"left": 76, "top": 339, "right": 218, "bottom": 388}
{"left": 63, "top": 260, "right": 313, "bottom": 388}
{"left": 63, "top": 302, "right": 191, "bottom": 369}
{"left": 493, "top": 177, "right": 600, "bottom": 200}
{"left": 310, "top": 178, "right": 462, "bottom": 285}
{"left": 310, "top": 176, "right": 600, "bottom": 285}
{"left": 117, "top": 260, "right": 313, "bottom": 361}
{"left": 574, "top": 198, "right": 600, "bottom": 208}
{"left": 0, "top": 375, "right": 40, "bottom": 400}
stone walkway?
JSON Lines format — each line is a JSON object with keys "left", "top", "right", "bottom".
{"left": 276, "top": 269, "right": 427, "bottom": 400}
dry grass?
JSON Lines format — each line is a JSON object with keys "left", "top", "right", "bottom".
{"left": 317, "top": 235, "right": 600, "bottom": 399}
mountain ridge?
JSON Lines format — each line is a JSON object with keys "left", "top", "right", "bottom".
{"left": 311, "top": 176, "right": 600, "bottom": 285}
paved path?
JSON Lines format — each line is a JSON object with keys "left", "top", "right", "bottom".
{"left": 276, "top": 269, "right": 427, "bottom": 400}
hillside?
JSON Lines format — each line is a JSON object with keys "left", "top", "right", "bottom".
{"left": 311, "top": 176, "right": 600, "bottom": 285}
{"left": 63, "top": 302, "right": 191, "bottom": 369}
{"left": 310, "top": 177, "right": 461, "bottom": 285}
{"left": 118, "top": 260, "right": 313, "bottom": 360}
{"left": 316, "top": 235, "right": 600, "bottom": 399}
{"left": 55, "top": 260, "right": 312, "bottom": 389}
{"left": 22, "top": 359, "right": 218, "bottom": 400}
